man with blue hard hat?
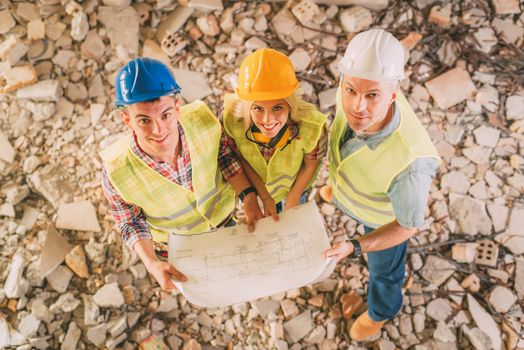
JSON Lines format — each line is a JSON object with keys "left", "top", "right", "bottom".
{"left": 323, "top": 29, "right": 441, "bottom": 340}
{"left": 100, "top": 58, "right": 262, "bottom": 291}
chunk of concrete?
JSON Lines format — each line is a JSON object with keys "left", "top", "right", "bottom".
{"left": 505, "top": 95, "right": 524, "bottom": 120}
{"left": 467, "top": 294, "right": 501, "bottom": 350}
{"left": 449, "top": 195, "right": 492, "bottom": 236}
{"left": 0, "top": 65, "right": 38, "bottom": 93}
{"left": 339, "top": 6, "right": 372, "bottom": 33}
{"left": 251, "top": 299, "right": 281, "bottom": 318}
{"left": 156, "top": 7, "right": 195, "bottom": 44}
{"left": 495, "top": 208, "right": 524, "bottom": 255}
{"left": 0, "top": 131, "right": 16, "bottom": 164}
{"left": 46, "top": 265, "right": 74, "bottom": 293}
{"left": 0, "top": 35, "right": 29, "bottom": 65}
{"left": 4, "top": 252, "right": 30, "bottom": 299}
{"left": 0, "top": 9, "right": 16, "bottom": 34}
{"left": 61, "top": 322, "right": 81, "bottom": 350}
{"left": 425, "top": 67, "right": 476, "bottom": 110}
{"left": 288, "top": 48, "right": 311, "bottom": 72}
{"left": 426, "top": 298, "right": 452, "bottom": 321}
{"left": 98, "top": 6, "right": 139, "bottom": 55}
{"left": 419, "top": 255, "right": 456, "bottom": 287}
{"left": 65, "top": 245, "right": 89, "bottom": 278}
{"left": 56, "top": 201, "right": 101, "bottom": 232}
{"left": 284, "top": 310, "right": 313, "bottom": 343}
{"left": 488, "top": 286, "right": 516, "bottom": 313}
{"left": 16, "top": 79, "right": 62, "bottom": 101}
{"left": 473, "top": 125, "right": 500, "bottom": 148}
{"left": 37, "top": 226, "right": 73, "bottom": 277}
{"left": 172, "top": 69, "right": 213, "bottom": 102}
{"left": 93, "top": 282, "right": 125, "bottom": 308}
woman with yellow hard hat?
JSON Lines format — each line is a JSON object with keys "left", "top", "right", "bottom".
{"left": 222, "top": 48, "right": 328, "bottom": 217}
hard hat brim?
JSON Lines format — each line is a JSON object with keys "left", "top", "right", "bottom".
{"left": 114, "top": 90, "right": 180, "bottom": 107}
{"left": 235, "top": 84, "right": 298, "bottom": 101}
{"left": 338, "top": 64, "right": 404, "bottom": 83}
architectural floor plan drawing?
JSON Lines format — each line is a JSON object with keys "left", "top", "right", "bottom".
{"left": 169, "top": 201, "right": 336, "bottom": 308}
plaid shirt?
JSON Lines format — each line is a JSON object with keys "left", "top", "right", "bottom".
{"left": 226, "top": 119, "right": 328, "bottom": 162}
{"left": 102, "top": 123, "right": 242, "bottom": 249}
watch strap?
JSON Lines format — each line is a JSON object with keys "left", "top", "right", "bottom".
{"left": 348, "top": 239, "right": 362, "bottom": 258}
{"left": 239, "top": 186, "right": 257, "bottom": 202}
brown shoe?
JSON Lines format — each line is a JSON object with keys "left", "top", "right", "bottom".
{"left": 319, "top": 185, "right": 333, "bottom": 203}
{"left": 349, "top": 311, "right": 386, "bottom": 341}
{"left": 341, "top": 291, "right": 364, "bottom": 319}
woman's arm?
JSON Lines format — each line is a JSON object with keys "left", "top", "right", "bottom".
{"left": 237, "top": 155, "right": 278, "bottom": 221}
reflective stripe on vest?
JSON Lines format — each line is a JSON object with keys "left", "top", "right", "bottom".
{"left": 100, "top": 100, "right": 235, "bottom": 243}
{"left": 329, "top": 89, "right": 441, "bottom": 227}
{"left": 223, "top": 93, "right": 327, "bottom": 203}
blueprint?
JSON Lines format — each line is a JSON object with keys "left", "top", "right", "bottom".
{"left": 169, "top": 201, "right": 336, "bottom": 308}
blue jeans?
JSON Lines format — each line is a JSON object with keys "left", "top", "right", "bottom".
{"left": 363, "top": 225, "right": 407, "bottom": 322}
{"left": 275, "top": 191, "right": 308, "bottom": 213}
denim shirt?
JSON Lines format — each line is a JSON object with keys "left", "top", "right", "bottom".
{"left": 339, "top": 103, "right": 438, "bottom": 228}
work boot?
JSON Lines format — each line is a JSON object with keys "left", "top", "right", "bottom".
{"left": 349, "top": 311, "right": 386, "bottom": 341}
{"left": 319, "top": 185, "right": 333, "bottom": 203}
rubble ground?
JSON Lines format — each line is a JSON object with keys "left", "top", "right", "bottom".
{"left": 1, "top": 0, "right": 523, "bottom": 349}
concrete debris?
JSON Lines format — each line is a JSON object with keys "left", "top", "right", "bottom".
{"left": 451, "top": 243, "right": 477, "bottom": 263}
{"left": 284, "top": 310, "right": 313, "bottom": 343}
{"left": 0, "top": 65, "right": 38, "bottom": 93}
{"left": 467, "top": 294, "right": 501, "bottom": 350}
{"left": 339, "top": 6, "right": 373, "bottom": 33}
{"left": 65, "top": 245, "right": 89, "bottom": 278}
{"left": 0, "top": 131, "right": 16, "bottom": 164}
{"left": 462, "top": 325, "right": 491, "bottom": 350}
{"left": 37, "top": 226, "right": 73, "bottom": 276}
{"left": 505, "top": 95, "right": 524, "bottom": 120}
{"left": 61, "top": 322, "right": 81, "bottom": 350}
{"left": 425, "top": 67, "right": 476, "bottom": 110}
{"left": 487, "top": 286, "right": 516, "bottom": 313}
{"left": 426, "top": 298, "right": 452, "bottom": 321}
{"left": 93, "top": 282, "right": 125, "bottom": 308}
{"left": 46, "top": 265, "right": 74, "bottom": 293}
{"left": 0, "top": 9, "right": 16, "bottom": 34}
{"left": 172, "top": 69, "right": 213, "bottom": 102}
{"left": 449, "top": 195, "right": 492, "bottom": 236}
{"left": 419, "top": 255, "right": 456, "bottom": 287}
{"left": 56, "top": 201, "right": 102, "bottom": 232}
{"left": 0, "top": 2, "right": 521, "bottom": 349}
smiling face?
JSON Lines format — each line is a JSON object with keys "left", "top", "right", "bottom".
{"left": 120, "top": 95, "right": 180, "bottom": 163}
{"left": 341, "top": 75, "right": 398, "bottom": 133}
{"left": 249, "top": 99, "right": 290, "bottom": 138}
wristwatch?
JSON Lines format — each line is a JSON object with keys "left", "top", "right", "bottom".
{"left": 346, "top": 239, "right": 362, "bottom": 258}
{"left": 239, "top": 186, "right": 257, "bottom": 202}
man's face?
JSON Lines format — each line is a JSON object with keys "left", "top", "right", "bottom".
{"left": 120, "top": 95, "right": 180, "bottom": 161}
{"left": 340, "top": 75, "right": 398, "bottom": 133}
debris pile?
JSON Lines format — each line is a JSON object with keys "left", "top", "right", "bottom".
{"left": 0, "top": 0, "right": 523, "bottom": 349}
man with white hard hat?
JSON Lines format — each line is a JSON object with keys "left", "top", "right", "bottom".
{"left": 323, "top": 29, "right": 441, "bottom": 340}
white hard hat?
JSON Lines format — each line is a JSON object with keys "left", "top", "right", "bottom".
{"left": 338, "top": 28, "right": 405, "bottom": 82}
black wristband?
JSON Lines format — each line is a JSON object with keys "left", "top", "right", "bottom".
{"left": 347, "top": 239, "right": 362, "bottom": 258}
{"left": 239, "top": 186, "right": 257, "bottom": 202}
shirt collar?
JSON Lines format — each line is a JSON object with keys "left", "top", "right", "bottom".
{"left": 344, "top": 102, "right": 400, "bottom": 150}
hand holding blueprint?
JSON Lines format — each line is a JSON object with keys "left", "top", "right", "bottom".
{"left": 169, "top": 201, "right": 336, "bottom": 308}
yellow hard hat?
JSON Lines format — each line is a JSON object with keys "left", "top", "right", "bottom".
{"left": 236, "top": 48, "right": 299, "bottom": 101}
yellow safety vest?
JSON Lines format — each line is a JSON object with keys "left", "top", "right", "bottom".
{"left": 100, "top": 101, "right": 235, "bottom": 243}
{"left": 329, "top": 90, "right": 441, "bottom": 228}
{"left": 223, "top": 94, "right": 327, "bottom": 203}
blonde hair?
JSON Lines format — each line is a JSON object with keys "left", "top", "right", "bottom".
{"left": 225, "top": 90, "right": 317, "bottom": 130}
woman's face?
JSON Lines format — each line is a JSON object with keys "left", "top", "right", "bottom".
{"left": 249, "top": 99, "right": 290, "bottom": 138}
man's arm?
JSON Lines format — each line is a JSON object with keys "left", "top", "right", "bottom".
{"left": 324, "top": 220, "right": 416, "bottom": 261}
{"left": 324, "top": 157, "right": 438, "bottom": 261}
{"left": 101, "top": 167, "right": 186, "bottom": 290}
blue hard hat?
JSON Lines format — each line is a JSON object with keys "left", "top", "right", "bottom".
{"left": 114, "top": 57, "right": 182, "bottom": 107}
